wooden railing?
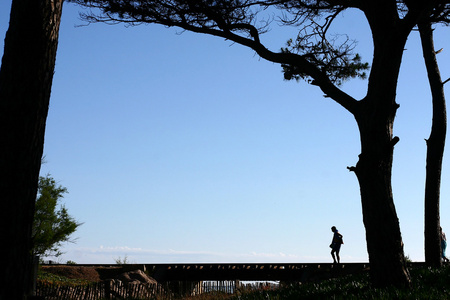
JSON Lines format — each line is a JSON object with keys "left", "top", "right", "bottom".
{"left": 67, "top": 262, "right": 371, "bottom": 281}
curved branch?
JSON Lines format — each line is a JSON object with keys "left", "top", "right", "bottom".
{"left": 178, "top": 22, "right": 358, "bottom": 113}
{"left": 240, "top": 41, "right": 358, "bottom": 113}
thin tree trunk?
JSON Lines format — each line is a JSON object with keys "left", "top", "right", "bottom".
{"left": 0, "top": 0, "right": 63, "bottom": 298}
{"left": 419, "top": 22, "right": 447, "bottom": 268}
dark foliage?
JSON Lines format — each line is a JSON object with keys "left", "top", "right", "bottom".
{"left": 33, "top": 175, "right": 82, "bottom": 257}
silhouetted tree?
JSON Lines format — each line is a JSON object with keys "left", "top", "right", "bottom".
{"left": 68, "top": 0, "right": 450, "bottom": 287}
{"left": 0, "top": 0, "right": 63, "bottom": 298}
{"left": 33, "top": 175, "right": 82, "bottom": 258}
{"left": 419, "top": 21, "right": 447, "bottom": 267}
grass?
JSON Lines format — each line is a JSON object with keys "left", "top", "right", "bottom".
{"left": 37, "top": 269, "right": 92, "bottom": 286}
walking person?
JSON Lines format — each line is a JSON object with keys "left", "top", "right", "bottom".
{"left": 330, "top": 226, "right": 343, "bottom": 264}
{"left": 441, "top": 227, "right": 449, "bottom": 263}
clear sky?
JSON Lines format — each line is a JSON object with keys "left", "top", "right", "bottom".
{"left": 2, "top": 2, "right": 450, "bottom": 264}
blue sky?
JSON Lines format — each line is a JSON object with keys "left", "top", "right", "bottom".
{"left": 2, "top": 2, "right": 450, "bottom": 264}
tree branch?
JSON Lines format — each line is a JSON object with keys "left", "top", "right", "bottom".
{"left": 71, "top": 0, "right": 360, "bottom": 114}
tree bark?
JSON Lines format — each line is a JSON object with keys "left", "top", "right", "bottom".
{"left": 351, "top": 99, "right": 410, "bottom": 287}
{"left": 348, "top": 11, "right": 411, "bottom": 286}
{"left": 0, "top": 0, "right": 63, "bottom": 299}
{"left": 418, "top": 22, "right": 447, "bottom": 268}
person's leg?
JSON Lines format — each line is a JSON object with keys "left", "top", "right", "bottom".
{"left": 336, "top": 249, "right": 340, "bottom": 263}
{"left": 331, "top": 250, "right": 337, "bottom": 263}
{"left": 442, "top": 245, "right": 448, "bottom": 262}
{"left": 441, "top": 241, "right": 445, "bottom": 261}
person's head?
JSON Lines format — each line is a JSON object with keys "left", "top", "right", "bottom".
{"left": 331, "top": 226, "right": 336, "bottom": 232}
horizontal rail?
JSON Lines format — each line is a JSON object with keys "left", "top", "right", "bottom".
{"left": 46, "top": 262, "right": 426, "bottom": 282}
{"left": 145, "top": 263, "right": 370, "bottom": 281}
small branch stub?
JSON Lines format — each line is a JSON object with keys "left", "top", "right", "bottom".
{"left": 391, "top": 136, "right": 400, "bottom": 147}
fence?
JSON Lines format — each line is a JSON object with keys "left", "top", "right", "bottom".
{"left": 202, "top": 280, "right": 278, "bottom": 294}
{"left": 35, "top": 280, "right": 279, "bottom": 299}
{"left": 35, "top": 280, "right": 170, "bottom": 300}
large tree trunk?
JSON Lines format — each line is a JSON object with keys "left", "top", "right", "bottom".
{"left": 348, "top": 14, "right": 411, "bottom": 286}
{"left": 352, "top": 99, "right": 410, "bottom": 287}
{"left": 419, "top": 22, "right": 447, "bottom": 268}
{"left": 0, "top": 0, "right": 63, "bottom": 299}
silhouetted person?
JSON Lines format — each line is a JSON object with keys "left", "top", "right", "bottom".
{"left": 441, "top": 227, "right": 449, "bottom": 263}
{"left": 330, "top": 226, "right": 343, "bottom": 264}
